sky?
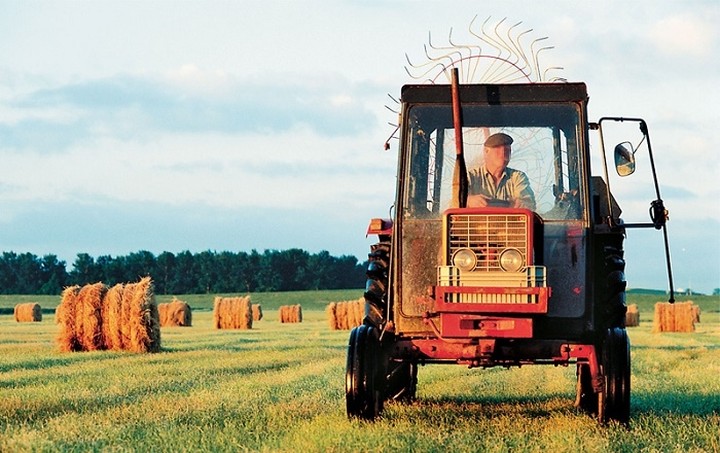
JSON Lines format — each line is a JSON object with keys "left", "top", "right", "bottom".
{"left": 0, "top": 0, "right": 718, "bottom": 294}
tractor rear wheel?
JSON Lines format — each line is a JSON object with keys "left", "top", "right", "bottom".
{"left": 346, "top": 324, "right": 384, "bottom": 420}
{"left": 598, "top": 327, "right": 631, "bottom": 425}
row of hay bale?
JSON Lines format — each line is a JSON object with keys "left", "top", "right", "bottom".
{"left": 279, "top": 304, "right": 302, "bottom": 323}
{"left": 326, "top": 298, "right": 364, "bottom": 330}
{"left": 652, "top": 301, "right": 700, "bottom": 333}
{"left": 158, "top": 298, "right": 192, "bottom": 327}
{"left": 56, "top": 277, "right": 161, "bottom": 353}
{"left": 213, "top": 296, "right": 253, "bottom": 329}
{"left": 14, "top": 303, "right": 42, "bottom": 322}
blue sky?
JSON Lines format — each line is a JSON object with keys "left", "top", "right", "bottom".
{"left": 0, "top": 1, "right": 718, "bottom": 293}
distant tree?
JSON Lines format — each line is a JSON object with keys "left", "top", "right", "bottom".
{"left": 38, "top": 254, "right": 67, "bottom": 294}
{"left": 1, "top": 247, "right": 365, "bottom": 294}
{"left": 69, "top": 253, "right": 101, "bottom": 285}
{"left": 713, "top": 288, "right": 720, "bottom": 296}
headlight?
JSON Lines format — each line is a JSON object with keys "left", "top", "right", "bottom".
{"left": 499, "top": 248, "right": 525, "bottom": 272}
{"left": 452, "top": 248, "right": 477, "bottom": 272}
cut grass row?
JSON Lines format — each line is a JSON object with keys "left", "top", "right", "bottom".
{"left": 0, "top": 293, "right": 718, "bottom": 452}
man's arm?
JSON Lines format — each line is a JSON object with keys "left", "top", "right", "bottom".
{"left": 512, "top": 170, "right": 536, "bottom": 211}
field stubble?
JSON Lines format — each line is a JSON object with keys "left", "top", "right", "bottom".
{"left": 0, "top": 292, "right": 718, "bottom": 452}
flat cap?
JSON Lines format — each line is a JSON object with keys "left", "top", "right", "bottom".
{"left": 484, "top": 132, "right": 514, "bottom": 147}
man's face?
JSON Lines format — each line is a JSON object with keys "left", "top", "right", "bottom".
{"left": 484, "top": 144, "right": 512, "bottom": 169}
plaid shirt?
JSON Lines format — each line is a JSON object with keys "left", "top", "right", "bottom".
{"left": 468, "top": 165, "right": 536, "bottom": 211}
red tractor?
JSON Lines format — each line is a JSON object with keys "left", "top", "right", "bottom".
{"left": 345, "top": 70, "right": 674, "bottom": 424}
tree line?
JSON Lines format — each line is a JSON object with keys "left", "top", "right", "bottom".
{"left": 0, "top": 249, "right": 367, "bottom": 295}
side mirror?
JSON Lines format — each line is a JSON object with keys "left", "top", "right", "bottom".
{"left": 614, "top": 142, "right": 636, "bottom": 176}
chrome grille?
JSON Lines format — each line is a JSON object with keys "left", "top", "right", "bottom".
{"left": 448, "top": 213, "right": 528, "bottom": 271}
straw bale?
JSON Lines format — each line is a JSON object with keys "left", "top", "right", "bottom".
{"left": 213, "top": 296, "right": 252, "bottom": 329}
{"left": 14, "top": 303, "right": 42, "bottom": 322}
{"left": 103, "top": 284, "right": 125, "bottom": 350}
{"left": 652, "top": 301, "right": 695, "bottom": 333}
{"left": 158, "top": 298, "right": 192, "bottom": 327}
{"left": 326, "top": 298, "right": 365, "bottom": 330}
{"left": 326, "top": 302, "right": 338, "bottom": 330}
{"left": 625, "top": 303, "right": 639, "bottom": 327}
{"left": 125, "top": 277, "right": 161, "bottom": 353}
{"left": 691, "top": 304, "right": 701, "bottom": 323}
{"left": 56, "top": 286, "right": 81, "bottom": 352}
{"left": 252, "top": 304, "right": 263, "bottom": 321}
{"left": 76, "top": 282, "right": 108, "bottom": 351}
{"left": 351, "top": 298, "right": 364, "bottom": 327}
{"left": 279, "top": 304, "right": 302, "bottom": 323}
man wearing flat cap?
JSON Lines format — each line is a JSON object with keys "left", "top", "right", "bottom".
{"left": 467, "top": 132, "right": 536, "bottom": 210}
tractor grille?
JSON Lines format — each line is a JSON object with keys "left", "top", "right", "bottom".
{"left": 447, "top": 213, "right": 528, "bottom": 270}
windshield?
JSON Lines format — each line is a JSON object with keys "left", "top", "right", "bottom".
{"left": 403, "top": 103, "right": 584, "bottom": 221}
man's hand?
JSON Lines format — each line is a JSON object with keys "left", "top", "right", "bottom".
{"left": 467, "top": 194, "right": 490, "bottom": 207}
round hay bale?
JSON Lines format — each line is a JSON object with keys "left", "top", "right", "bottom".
{"left": 652, "top": 301, "right": 695, "bottom": 333}
{"left": 103, "top": 284, "right": 125, "bottom": 350}
{"left": 335, "top": 302, "right": 346, "bottom": 330}
{"left": 56, "top": 286, "right": 81, "bottom": 352}
{"left": 351, "top": 298, "right": 364, "bottom": 328}
{"left": 125, "top": 277, "right": 161, "bottom": 353}
{"left": 159, "top": 298, "right": 192, "bottom": 327}
{"left": 326, "top": 302, "right": 338, "bottom": 330}
{"left": 213, "top": 296, "right": 251, "bottom": 329}
{"left": 213, "top": 296, "right": 223, "bottom": 329}
{"left": 14, "top": 303, "right": 42, "bottom": 322}
{"left": 77, "top": 282, "right": 107, "bottom": 351}
{"left": 279, "top": 304, "right": 302, "bottom": 323}
{"left": 625, "top": 303, "right": 640, "bottom": 327}
{"left": 252, "top": 303, "right": 263, "bottom": 321}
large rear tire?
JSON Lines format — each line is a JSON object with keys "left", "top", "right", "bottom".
{"left": 345, "top": 324, "right": 384, "bottom": 420}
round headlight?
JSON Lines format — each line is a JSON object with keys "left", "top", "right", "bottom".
{"left": 452, "top": 248, "right": 477, "bottom": 272}
{"left": 499, "top": 248, "right": 525, "bottom": 272}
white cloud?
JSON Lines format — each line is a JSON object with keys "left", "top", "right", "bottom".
{"left": 647, "top": 14, "right": 716, "bottom": 57}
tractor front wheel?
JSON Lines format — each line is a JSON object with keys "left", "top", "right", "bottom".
{"left": 346, "top": 324, "right": 384, "bottom": 420}
{"left": 598, "top": 327, "right": 631, "bottom": 425}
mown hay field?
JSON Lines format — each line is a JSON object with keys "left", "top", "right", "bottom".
{"left": 0, "top": 291, "right": 718, "bottom": 452}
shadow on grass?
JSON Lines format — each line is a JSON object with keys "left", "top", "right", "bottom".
{"left": 386, "top": 391, "right": 578, "bottom": 421}
{"left": 632, "top": 390, "right": 720, "bottom": 416}
{"left": 387, "top": 388, "right": 719, "bottom": 422}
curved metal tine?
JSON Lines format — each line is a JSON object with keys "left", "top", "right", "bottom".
{"left": 478, "top": 17, "right": 514, "bottom": 82}
{"left": 461, "top": 21, "right": 484, "bottom": 83}
{"left": 505, "top": 21, "right": 533, "bottom": 78}
{"left": 405, "top": 59, "right": 449, "bottom": 81}
{"left": 450, "top": 27, "right": 485, "bottom": 83}
{"left": 492, "top": 18, "right": 534, "bottom": 82}
{"left": 469, "top": 16, "right": 502, "bottom": 82}
{"left": 405, "top": 43, "right": 450, "bottom": 81}
{"left": 529, "top": 37, "right": 550, "bottom": 81}
{"left": 533, "top": 44, "right": 553, "bottom": 81}
{"left": 512, "top": 27, "right": 534, "bottom": 79}
{"left": 385, "top": 104, "right": 399, "bottom": 114}
{"left": 425, "top": 30, "right": 467, "bottom": 83}
{"left": 543, "top": 66, "right": 564, "bottom": 82}
{"left": 387, "top": 93, "right": 400, "bottom": 105}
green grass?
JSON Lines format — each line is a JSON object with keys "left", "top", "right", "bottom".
{"left": 1, "top": 293, "right": 718, "bottom": 452}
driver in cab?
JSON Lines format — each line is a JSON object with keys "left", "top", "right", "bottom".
{"left": 467, "top": 132, "right": 536, "bottom": 211}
